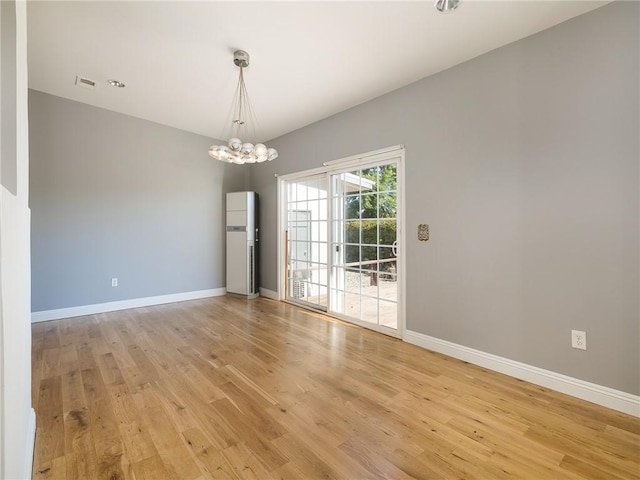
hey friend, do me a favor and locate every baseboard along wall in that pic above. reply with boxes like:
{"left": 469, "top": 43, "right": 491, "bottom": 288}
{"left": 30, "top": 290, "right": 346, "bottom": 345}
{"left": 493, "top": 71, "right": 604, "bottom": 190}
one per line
{"left": 404, "top": 330, "right": 640, "bottom": 417}
{"left": 258, "top": 288, "right": 279, "bottom": 300}
{"left": 31, "top": 288, "right": 226, "bottom": 323}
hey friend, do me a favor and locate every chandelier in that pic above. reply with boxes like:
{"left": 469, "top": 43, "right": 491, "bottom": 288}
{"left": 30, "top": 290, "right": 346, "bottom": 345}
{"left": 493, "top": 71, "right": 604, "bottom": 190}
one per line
{"left": 208, "top": 50, "right": 278, "bottom": 164}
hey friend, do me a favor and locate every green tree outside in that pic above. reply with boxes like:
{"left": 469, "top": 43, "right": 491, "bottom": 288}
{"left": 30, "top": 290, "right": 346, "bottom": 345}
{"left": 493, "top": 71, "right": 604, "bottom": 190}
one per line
{"left": 343, "top": 165, "right": 397, "bottom": 271}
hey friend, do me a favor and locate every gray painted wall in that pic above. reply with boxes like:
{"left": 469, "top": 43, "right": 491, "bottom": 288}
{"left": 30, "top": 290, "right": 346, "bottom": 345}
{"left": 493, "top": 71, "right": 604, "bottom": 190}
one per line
{"left": 251, "top": 2, "right": 639, "bottom": 395}
{"left": 29, "top": 90, "right": 249, "bottom": 311}
{"left": 1, "top": 0, "right": 17, "bottom": 194}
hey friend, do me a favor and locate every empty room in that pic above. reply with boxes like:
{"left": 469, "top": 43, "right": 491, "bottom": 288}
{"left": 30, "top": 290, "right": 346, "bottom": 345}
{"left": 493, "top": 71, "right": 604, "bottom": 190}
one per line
{"left": 0, "top": 0, "right": 638, "bottom": 479}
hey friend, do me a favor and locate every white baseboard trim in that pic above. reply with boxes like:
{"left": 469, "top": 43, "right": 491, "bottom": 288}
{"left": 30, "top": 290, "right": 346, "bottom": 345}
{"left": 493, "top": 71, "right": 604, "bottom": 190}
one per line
{"left": 31, "top": 288, "right": 227, "bottom": 323}
{"left": 259, "top": 288, "right": 279, "bottom": 300}
{"left": 24, "top": 408, "right": 36, "bottom": 480}
{"left": 404, "top": 330, "right": 640, "bottom": 417}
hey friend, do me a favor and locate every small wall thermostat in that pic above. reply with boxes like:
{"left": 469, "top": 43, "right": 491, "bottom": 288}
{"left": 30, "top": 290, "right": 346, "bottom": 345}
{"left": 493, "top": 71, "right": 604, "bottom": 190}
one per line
{"left": 418, "top": 224, "right": 429, "bottom": 241}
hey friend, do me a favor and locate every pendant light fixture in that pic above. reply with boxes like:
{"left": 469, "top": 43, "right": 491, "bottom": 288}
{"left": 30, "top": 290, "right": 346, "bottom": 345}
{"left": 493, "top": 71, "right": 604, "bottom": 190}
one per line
{"left": 208, "top": 50, "right": 278, "bottom": 164}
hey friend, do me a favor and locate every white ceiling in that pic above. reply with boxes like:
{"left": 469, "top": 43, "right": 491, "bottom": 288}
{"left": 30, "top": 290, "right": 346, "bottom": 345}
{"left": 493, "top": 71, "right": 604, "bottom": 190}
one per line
{"left": 27, "top": 1, "right": 608, "bottom": 143}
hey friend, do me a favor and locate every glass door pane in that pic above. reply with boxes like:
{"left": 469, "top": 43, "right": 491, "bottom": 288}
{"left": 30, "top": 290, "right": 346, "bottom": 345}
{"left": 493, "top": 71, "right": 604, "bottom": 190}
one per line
{"left": 285, "top": 175, "right": 329, "bottom": 310}
{"left": 330, "top": 163, "right": 398, "bottom": 330}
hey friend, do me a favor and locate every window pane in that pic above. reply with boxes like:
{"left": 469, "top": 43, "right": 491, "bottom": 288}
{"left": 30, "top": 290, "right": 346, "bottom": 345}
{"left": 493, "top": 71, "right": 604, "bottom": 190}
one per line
{"left": 378, "top": 165, "right": 397, "bottom": 193}
{"left": 379, "top": 300, "right": 397, "bottom": 328}
{"left": 318, "top": 179, "right": 329, "bottom": 199}
{"left": 361, "top": 220, "right": 378, "bottom": 246}
{"left": 309, "top": 241, "right": 319, "bottom": 264}
{"left": 360, "top": 167, "right": 378, "bottom": 193}
{"left": 361, "top": 245, "right": 377, "bottom": 263}
{"left": 347, "top": 170, "right": 362, "bottom": 193}
{"left": 307, "top": 178, "right": 319, "bottom": 200}
{"left": 378, "top": 191, "right": 397, "bottom": 218}
{"left": 288, "top": 182, "right": 297, "bottom": 202}
{"left": 345, "top": 245, "right": 360, "bottom": 266}
{"left": 319, "top": 222, "right": 328, "bottom": 242}
{"left": 292, "top": 201, "right": 308, "bottom": 214}
{"left": 361, "top": 193, "right": 377, "bottom": 219}
{"left": 317, "top": 199, "right": 328, "bottom": 220}
{"left": 318, "top": 241, "right": 328, "bottom": 264}
{"left": 379, "top": 247, "right": 396, "bottom": 270}
{"left": 316, "top": 285, "right": 327, "bottom": 305}
{"left": 379, "top": 271, "right": 397, "bottom": 301}
{"left": 360, "top": 294, "right": 379, "bottom": 325}
{"left": 344, "top": 293, "right": 361, "bottom": 320}
{"left": 296, "top": 182, "right": 308, "bottom": 201}
{"left": 308, "top": 263, "right": 323, "bottom": 285}
{"left": 345, "top": 195, "right": 360, "bottom": 219}
{"left": 379, "top": 219, "right": 396, "bottom": 246}
{"left": 345, "top": 268, "right": 362, "bottom": 293}
{"left": 345, "top": 220, "right": 360, "bottom": 244}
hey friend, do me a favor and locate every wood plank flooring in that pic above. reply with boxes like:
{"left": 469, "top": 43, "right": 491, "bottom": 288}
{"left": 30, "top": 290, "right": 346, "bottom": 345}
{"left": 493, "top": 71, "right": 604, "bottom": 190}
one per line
{"left": 31, "top": 296, "right": 639, "bottom": 479}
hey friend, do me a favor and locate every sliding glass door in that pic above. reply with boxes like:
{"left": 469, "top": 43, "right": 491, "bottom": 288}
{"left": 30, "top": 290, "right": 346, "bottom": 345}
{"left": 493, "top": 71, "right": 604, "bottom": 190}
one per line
{"left": 330, "top": 163, "right": 398, "bottom": 330}
{"left": 280, "top": 148, "right": 402, "bottom": 335}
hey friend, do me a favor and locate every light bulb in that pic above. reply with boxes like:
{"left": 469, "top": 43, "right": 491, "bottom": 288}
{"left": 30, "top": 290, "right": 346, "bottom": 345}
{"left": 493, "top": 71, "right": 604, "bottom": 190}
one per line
{"left": 229, "top": 138, "right": 242, "bottom": 151}
{"left": 218, "top": 146, "right": 230, "bottom": 160}
{"left": 267, "top": 148, "right": 278, "bottom": 161}
{"left": 208, "top": 146, "right": 221, "bottom": 159}
{"left": 254, "top": 144, "right": 267, "bottom": 156}
{"left": 241, "top": 143, "right": 254, "bottom": 155}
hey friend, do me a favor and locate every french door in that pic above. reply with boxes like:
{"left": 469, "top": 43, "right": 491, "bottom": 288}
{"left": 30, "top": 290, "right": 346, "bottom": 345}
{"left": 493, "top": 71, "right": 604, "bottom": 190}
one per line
{"left": 280, "top": 147, "right": 403, "bottom": 336}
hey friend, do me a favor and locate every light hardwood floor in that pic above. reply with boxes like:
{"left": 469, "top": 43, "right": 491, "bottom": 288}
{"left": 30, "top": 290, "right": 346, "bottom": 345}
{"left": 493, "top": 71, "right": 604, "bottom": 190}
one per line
{"left": 32, "top": 296, "right": 639, "bottom": 479}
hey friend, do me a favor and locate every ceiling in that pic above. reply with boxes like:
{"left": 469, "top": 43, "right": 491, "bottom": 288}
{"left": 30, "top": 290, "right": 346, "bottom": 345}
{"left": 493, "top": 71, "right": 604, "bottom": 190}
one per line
{"left": 27, "top": 1, "right": 608, "bottom": 143}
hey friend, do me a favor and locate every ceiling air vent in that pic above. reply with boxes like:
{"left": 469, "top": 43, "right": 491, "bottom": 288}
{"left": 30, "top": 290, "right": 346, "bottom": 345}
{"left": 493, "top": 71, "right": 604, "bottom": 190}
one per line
{"left": 75, "top": 76, "right": 96, "bottom": 90}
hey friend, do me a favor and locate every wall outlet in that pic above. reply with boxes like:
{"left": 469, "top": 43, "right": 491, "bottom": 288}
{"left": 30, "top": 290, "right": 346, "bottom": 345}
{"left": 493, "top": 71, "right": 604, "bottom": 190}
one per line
{"left": 571, "top": 330, "right": 586, "bottom": 350}
{"left": 111, "top": 278, "right": 118, "bottom": 287}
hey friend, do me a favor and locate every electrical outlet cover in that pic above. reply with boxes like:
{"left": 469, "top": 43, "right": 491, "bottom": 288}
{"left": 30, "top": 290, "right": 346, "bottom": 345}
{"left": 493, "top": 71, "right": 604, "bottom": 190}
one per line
{"left": 571, "top": 330, "right": 586, "bottom": 350}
